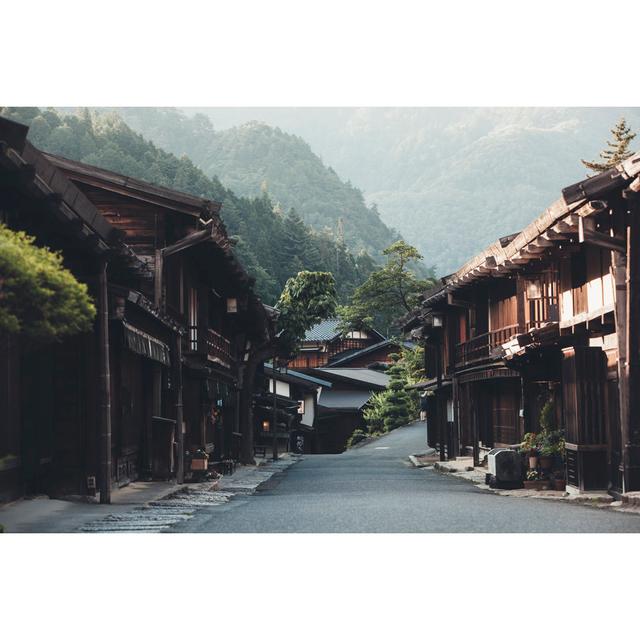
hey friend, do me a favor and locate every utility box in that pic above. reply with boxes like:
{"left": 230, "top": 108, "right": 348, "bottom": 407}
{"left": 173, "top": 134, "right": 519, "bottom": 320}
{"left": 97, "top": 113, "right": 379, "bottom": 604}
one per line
{"left": 487, "top": 448, "right": 523, "bottom": 489}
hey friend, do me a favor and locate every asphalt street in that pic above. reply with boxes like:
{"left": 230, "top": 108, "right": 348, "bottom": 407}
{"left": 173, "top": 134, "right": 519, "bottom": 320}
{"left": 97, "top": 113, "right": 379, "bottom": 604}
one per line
{"left": 172, "top": 422, "right": 640, "bottom": 533}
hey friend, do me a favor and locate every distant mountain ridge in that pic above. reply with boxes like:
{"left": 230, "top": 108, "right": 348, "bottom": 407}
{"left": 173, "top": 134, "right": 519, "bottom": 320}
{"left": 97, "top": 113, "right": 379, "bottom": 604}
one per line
{"left": 1, "top": 107, "right": 378, "bottom": 305}
{"left": 182, "top": 107, "right": 640, "bottom": 275}
{"left": 113, "top": 108, "right": 401, "bottom": 260}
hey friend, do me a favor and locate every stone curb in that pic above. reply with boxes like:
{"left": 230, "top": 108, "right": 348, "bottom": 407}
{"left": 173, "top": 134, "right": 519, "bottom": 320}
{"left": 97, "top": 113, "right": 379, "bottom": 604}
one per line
{"left": 425, "top": 460, "right": 640, "bottom": 513}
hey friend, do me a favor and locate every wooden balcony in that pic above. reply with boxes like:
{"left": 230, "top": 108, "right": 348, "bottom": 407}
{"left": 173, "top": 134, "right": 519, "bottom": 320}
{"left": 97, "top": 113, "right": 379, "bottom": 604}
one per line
{"left": 185, "top": 325, "right": 235, "bottom": 368}
{"left": 454, "top": 324, "right": 519, "bottom": 367}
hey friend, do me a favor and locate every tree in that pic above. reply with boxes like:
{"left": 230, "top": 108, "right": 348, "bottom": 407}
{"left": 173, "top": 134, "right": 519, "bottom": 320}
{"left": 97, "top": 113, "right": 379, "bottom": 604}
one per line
{"left": 582, "top": 117, "right": 637, "bottom": 174}
{"left": 0, "top": 224, "right": 96, "bottom": 341}
{"left": 281, "top": 208, "right": 308, "bottom": 268}
{"left": 339, "top": 240, "right": 434, "bottom": 336}
{"left": 275, "top": 271, "right": 337, "bottom": 359}
{"left": 363, "top": 345, "right": 424, "bottom": 435}
{"left": 379, "top": 353, "right": 412, "bottom": 431}
{"left": 238, "top": 271, "right": 337, "bottom": 463}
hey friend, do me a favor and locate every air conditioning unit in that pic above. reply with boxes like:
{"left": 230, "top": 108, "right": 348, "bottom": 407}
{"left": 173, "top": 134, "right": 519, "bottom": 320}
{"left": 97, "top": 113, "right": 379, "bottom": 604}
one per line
{"left": 486, "top": 448, "right": 523, "bottom": 489}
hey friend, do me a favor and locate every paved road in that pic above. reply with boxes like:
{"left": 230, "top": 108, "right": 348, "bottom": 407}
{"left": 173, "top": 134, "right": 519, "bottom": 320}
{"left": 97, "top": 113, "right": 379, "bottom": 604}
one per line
{"left": 173, "top": 422, "right": 640, "bottom": 533}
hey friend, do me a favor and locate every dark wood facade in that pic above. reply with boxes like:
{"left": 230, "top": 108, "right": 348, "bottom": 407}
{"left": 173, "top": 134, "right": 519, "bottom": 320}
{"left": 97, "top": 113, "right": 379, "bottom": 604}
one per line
{"left": 288, "top": 322, "right": 385, "bottom": 370}
{"left": 410, "top": 153, "right": 640, "bottom": 495}
{"left": 0, "top": 116, "right": 273, "bottom": 504}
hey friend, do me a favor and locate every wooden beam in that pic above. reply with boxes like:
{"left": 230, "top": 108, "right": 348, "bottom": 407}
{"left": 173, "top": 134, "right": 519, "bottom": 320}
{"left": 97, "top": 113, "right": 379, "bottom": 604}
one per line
{"left": 542, "top": 229, "right": 569, "bottom": 242}
{"left": 578, "top": 216, "right": 625, "bottom": 253}
{"left": 554, "top": 214, "right": 579, "bottom": 234}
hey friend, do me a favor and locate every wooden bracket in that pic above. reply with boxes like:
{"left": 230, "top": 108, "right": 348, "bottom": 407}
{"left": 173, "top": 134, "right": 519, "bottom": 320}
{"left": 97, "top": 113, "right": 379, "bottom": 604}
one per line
{"left": 578, "top": 216, "right": 625, "bottom": 253}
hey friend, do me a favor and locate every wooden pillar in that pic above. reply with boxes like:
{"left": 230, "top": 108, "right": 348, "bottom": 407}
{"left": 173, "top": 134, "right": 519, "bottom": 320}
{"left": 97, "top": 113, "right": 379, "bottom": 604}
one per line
{"left": 238, "top": 354, "right": 261, "bottom": 465}
{"left": 472, "top": 384, "right": 480, "bottom": 467}
{"left": 452, "top": 374, "right": 460, "bottom": 460}
{"left": 516, "top": 274, "right": 526, "bottom": 333}
{"left": 436, "top": 339, "right": 445, "bottom": 461}
{"left": 622, "top": 186, "right": 640, "bottom": 491}
{"left": 174, "top": 332, "right": 184, "bottom": 484}
{"left": 98, "top": 260, "right": 112, "bottom": 504}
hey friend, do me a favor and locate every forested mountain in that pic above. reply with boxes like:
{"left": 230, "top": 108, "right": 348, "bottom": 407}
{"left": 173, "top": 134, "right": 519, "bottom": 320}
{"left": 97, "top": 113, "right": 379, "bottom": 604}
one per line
{"left": 183, "top": 107, "right": 640, "bottom": 275}
{"left": 0, "top": 107, "right": 376, "bottom": 304}
{"left": 110, "top": 108, "right": 401, "bottom": 259}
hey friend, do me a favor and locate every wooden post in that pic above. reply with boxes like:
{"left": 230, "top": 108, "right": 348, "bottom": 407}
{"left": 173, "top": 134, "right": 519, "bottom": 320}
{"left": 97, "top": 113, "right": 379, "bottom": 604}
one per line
{"left": 437, "top": 339, "right": 445, "bottom": 461}
{"left": 98, "top": 260, "right": 112, "bottom": 504}
{"left": 472, "top": 385, "right": 480, "bottom": 467}
{"left": 452, "top": 374, "right": 460, "bottom": 460}
{"left": 622, "top": 187, "right": 640, "bottom": 491}
{"left": 516, "top": 274, "right": 526, "bottom": 333}
{"left": 272, "top": 359, "right": 279, "bottom": 461}
{"left": 175, "top": 332, "right": 184, "bottom": 484}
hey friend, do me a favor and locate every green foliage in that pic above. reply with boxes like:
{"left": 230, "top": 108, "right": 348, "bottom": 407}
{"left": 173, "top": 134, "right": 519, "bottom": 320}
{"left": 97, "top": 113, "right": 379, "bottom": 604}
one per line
{"left": 538, "top": 428, "right": 566, "bottom": 459}
{"left": 0, "top": 107, "right": 373, "bottom": 305}
{"left": 0, "top": 224, "right": 95, "bottom": 341}
{"left": 363, "top": 346, "right": 423, "bottom": 433}
{"left": 339, "top": 240, "right": 435, "bottom": 336}
{"left": 346, "top": 429, "right": 369, "bottom": 448}
{"left": 380, "top": 353, "right": 411, "bottom": 431}
{"left": 363, "top": 389, "right": 393, "bottom": 433}
{"left": 521, "top": 432, "right": 539, "bottom": 454}
{"left": 275, "top": 271, "right": 337, "bottom": 358}
{"left": 109, "top": 109, "right": 400, "bottom": 258}
{"left": 582, "top": 117, "right": 637, "bottom": 174}
{"left": 539, "top": 397, "right": 557, "bottom": 432}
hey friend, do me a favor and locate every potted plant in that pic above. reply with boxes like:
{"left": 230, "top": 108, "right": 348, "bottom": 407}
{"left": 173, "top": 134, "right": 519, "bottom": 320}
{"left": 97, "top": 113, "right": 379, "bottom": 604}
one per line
{"left": 523, "top": 469, "right": 552, "bottom": 491}
{"left": 552, "top": 469, "right": 566, "bottom": 491}
{"left": 538, "top": 428, "right": 566, "bottom": 470}
{"left": 524, "top": 469, "right": 541, "bottom": 490}
{"left": 520, "top": 432, "right": 539, "bottom": 469}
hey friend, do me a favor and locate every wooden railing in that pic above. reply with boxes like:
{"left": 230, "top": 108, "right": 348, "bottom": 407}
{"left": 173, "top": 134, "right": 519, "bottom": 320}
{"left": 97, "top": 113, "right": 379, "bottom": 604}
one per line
{"left": 185, "top": 325, "right": 234, "bottom": 368}
{"left": 205, "top": 328, "right": 234, "bottom": 367}
{"left": 454, "top": 324, "right": 520, "bottom": 367}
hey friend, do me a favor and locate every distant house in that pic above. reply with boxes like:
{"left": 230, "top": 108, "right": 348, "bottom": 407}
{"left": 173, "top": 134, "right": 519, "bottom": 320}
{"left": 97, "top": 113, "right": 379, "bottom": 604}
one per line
{"left": 256, "top": 364, "right": 332, "bottom": 455}
{"left": 288, "top": 318, "right": 386, "bottom": 370}
{"left": 310, "top": 368, "right": 390, "bottom": 453}
{"left": 325, "top": 338, "right": 416, "bottom": 369}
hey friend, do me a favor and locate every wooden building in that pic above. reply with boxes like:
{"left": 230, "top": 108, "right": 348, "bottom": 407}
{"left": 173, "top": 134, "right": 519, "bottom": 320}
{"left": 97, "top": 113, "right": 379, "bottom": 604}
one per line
{"left": 408, "top": 152, "right": 640, "bottom": 496}
{"left": 288, "top": 318, "right": 386, "bottom": 370}
{"left": 324, "top": 338, "right": 414, "bottom": 369}
{"left": 0, "top": 116, "right": 159, "bottom": 501}
{"left": 0, "top": 116, "right": 274, "bottom": 504}
{"left": 255, "top": 364, "right": 332, "bottom": 455}
{"left": 311, "top": 367, "right": 390, "bottom": 453}
{"left": 47, "top": 154, "right": 273, "bottom": 478}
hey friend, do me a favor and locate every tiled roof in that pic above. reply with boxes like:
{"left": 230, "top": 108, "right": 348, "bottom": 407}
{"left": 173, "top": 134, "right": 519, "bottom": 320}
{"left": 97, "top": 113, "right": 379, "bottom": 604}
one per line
{"left": 326, "top": 339, "right": 416, "bottom": 367}
{"left": 314, "top": 368, "right": 390, "bottom": 389}
{"left": 263, "top": 362, "right": 332, "bottom": 388}
{"left": 317, "top": 390, "right": 373, "bottom": 411}
{"left": 303, "top": 318, "right": 342, "bottom": 341}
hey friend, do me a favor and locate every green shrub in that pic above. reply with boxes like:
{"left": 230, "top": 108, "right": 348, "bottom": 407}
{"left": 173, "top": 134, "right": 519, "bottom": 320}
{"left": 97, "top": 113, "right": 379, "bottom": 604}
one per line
{"left": 0, "top": 224, "right": 96, "bottom": 341}
{"left": 346, "top": 429, "right": 369, "bottom": 448}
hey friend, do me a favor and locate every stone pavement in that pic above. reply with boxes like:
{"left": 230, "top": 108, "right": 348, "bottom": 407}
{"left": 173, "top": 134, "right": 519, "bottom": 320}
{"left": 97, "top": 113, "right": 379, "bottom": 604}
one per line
{"left": 0, "top": 455, "right": 299, "bottom": 533}
{"left": 409, "top": 452, "right": 640, "bottom": 516}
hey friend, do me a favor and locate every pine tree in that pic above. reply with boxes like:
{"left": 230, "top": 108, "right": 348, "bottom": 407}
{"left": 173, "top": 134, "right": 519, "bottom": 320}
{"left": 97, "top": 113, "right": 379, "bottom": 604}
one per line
{"left": 379, "top": 353, "right": 412, "bottom": 431}
{"left": 582, "top": 117, "right": 636, "bottom": 174}
{"left": 281, "top": 209, "right": 308, "bottom": 268}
